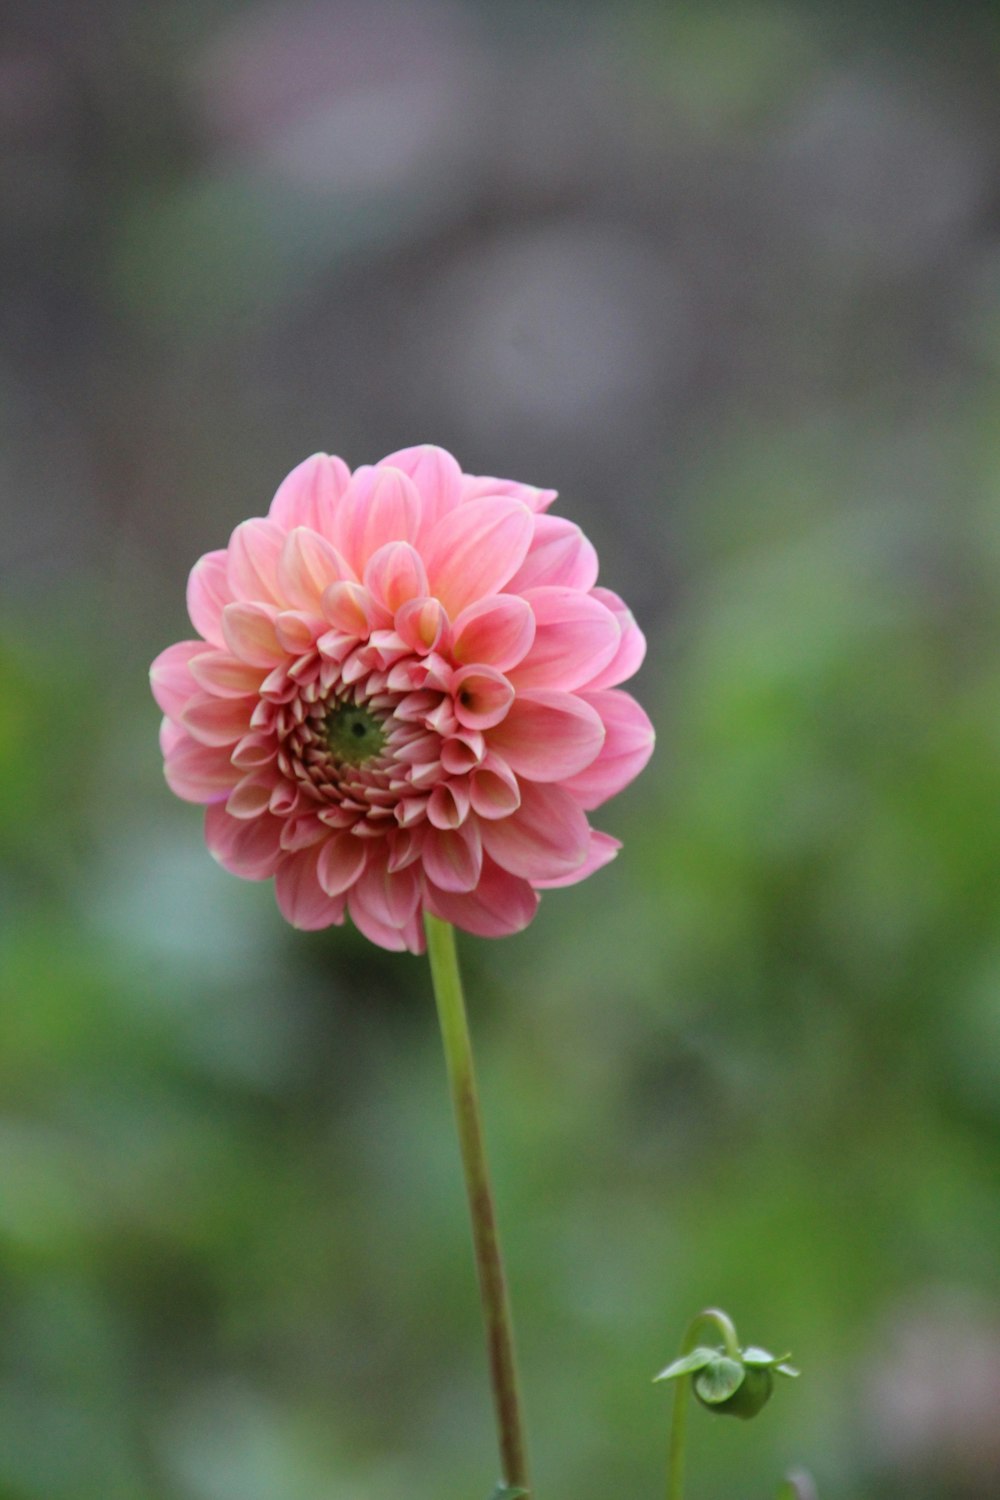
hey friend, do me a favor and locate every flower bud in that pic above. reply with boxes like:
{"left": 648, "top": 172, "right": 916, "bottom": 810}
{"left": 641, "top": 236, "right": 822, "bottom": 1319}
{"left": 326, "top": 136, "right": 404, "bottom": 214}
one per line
{"left": 654, "top": 1341, "right": 798, "bottom": 1422}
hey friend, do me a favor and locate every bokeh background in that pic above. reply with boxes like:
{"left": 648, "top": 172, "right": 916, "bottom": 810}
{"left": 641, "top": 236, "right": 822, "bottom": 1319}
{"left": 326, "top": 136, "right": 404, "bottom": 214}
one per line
{"left": 3, "top": 2, "right": 1000, "bottom": 1497}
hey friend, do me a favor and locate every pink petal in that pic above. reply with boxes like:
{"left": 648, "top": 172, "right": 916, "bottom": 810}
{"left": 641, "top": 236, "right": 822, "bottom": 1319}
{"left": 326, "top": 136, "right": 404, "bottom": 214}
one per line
{"left": 346, "top": 887, "right": 422, "bottom": 953}
{"left": 281, "top": 814, "right": 329, "bottom": 851}
{"left": 222, "top": 602, "right": 286, "bottom": 667}
{"left": 187, "top": 550, "right": 233, "bottom": 647}
{"left": 425, "top": 853, "right": 540, "bottom": 938}
{"left": 562, "top": 689, "right": 656, "bottom": 809}
{"left": 231, "top": 731, "right": 278, "bottom": 770}
{"left": 159, "top": 718, "right": 185, "bottom": 757}
{"left": 225, "top": 772, "right": 276, "bottom": 819}
{"left": 452, "top": 595, "right": 536, "bottom": 672}
{"left": 269, "top": 782, "right": 301, "bottom": 817}
{"left": 278, "top": 527, "right": 354, "bottom": 611}
{"left": 579, "top": 588, "right": 648, "bottom": 689}
{"left": 364, "top": 541, "right": 429, "bottom": 614}
{"left": 275, "top": 845, "right": 348, "bottom": 930}
{"left": 150, "top": 641, "right": 203, "bottom": 718}
{"left": 440, "top": 732, "right": 485, "bottom": 775}
{"left": 510, "top": 587, "right": 620, "bottom": 693}
{"left": 275, "top": 611, "right": 323, "bottom": 654}
{"left": 386, "top": 827, "right": 421, "bottom": 872}
{"left": 469, "top": 754, "right": 521, "bottom": 820}
{"left": 427, "top": 781, "right": 471, "bottom": 830}
{"left": 485, "top": 690, "right": 604, "bottom": 781}
{"left": 452, "top": 665, "right": 515, "bottom": 731}
{"left": 395, "top": 596, "right": 448, "bottom": 655}
{"left": 226, "top": 518, "right": 286, "bottom": 604}
{"left": 268, "top": 453, "right": 351, "bottom": 532}
{"left": 333, "top": 465, "right": 422, "bottom": 571}
{"left": 532, "top": 829, "right": 621, "bottom": 888}
{"left": 189, "top": 651, "right": 268, "bottom": 699}
{"left": 461, "top": 475, "right": 558, "bottom": 513}
{"left": 180, "top": 694, "right": 255, "bottom": 747}
{"left": 423, "top": 496, "right": 534, "bottom": 617}
{"left": 205, "top": 803, "right": 283, "bottom": 880}
{"left": 506, "top": 514, "right": 599, "bottom": 593}
{"left": 316, "top": 831, "right": 368, "bottom": 896}
{"left": 352, "top": 854, "right": 422, "bottom": 927}
{"left": 164, "top": 734, "right": 238, "bottom": 803}
{"left": 421, "top": 821, "right": 483, "bottom": 892}
{"left": 480, "top": 781, "right": 590, "bottom": 881}
{"left": 321, "top": 581, "right": 382, "bottom": 637}
{"left": 378, "top": 444, "right": 463, "bottom": 538}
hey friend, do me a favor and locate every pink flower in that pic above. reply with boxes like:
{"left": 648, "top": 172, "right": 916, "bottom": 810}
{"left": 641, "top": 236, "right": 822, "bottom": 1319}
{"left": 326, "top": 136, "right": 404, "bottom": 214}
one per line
{"left": 151, "top": 447, "right": 654, "bottom": 953}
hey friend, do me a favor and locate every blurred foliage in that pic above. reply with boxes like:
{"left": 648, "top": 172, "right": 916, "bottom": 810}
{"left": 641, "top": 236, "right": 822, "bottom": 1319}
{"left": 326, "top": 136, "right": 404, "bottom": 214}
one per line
{"left": 3, "top": 0, "right": 1000, "bottom": 1498}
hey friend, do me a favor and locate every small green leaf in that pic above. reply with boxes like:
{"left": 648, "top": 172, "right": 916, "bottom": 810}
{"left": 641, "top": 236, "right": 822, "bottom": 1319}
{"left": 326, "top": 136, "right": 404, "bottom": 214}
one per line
{"left": 693, "top": 1355, "right": 744, "bottom": 1405}
{"left": 776, "top": 1362, "right": 801, "bottom": 1378}
{"left": 652, "top": 1346, "right": 717, "bottom": 1382}
{"left": 742, "top": 1345, "right": 778, "bottom": 1366}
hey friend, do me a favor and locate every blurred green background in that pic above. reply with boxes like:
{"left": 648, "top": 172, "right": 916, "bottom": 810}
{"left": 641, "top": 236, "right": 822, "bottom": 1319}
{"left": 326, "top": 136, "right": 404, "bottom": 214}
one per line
{"left": 3, "top": 1, "right": 1000, "bottom": 1496}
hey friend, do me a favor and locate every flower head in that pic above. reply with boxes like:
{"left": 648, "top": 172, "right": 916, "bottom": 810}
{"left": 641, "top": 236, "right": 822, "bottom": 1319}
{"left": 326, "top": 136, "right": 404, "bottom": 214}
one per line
{"left": 655, "top": 1343, "right": 800, "bottom": 1421}
{"left": 151, "top": 446, "right": 654, "bottom": 952}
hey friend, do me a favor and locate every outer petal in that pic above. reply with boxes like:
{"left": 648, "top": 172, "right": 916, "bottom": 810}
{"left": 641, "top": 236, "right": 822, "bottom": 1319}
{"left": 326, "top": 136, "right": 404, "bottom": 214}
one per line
{"left": 510, "top": 587, "right": 620, "bottom": 693}
{"left": 333, "top": 465, "right": 422, "bottom": 571}
{"left": 222, "top": 602, "right": 286, "bottom": 667}
{"left": 452, "top": 595, "right": 535, "bottom": 672}
{"left": 505, "top": 514, "right": 599, "bottom": 593}
{"left": 164, "top": 733, "right": 238, "bottom": 803}
{"left": 421, "top": 821, "right": 483, "bottom": 893}
{"left": 378, "top": 444, "right": 463, "bottom": 539}
{"left": 423, "top": 497, "right": 534, "bottom": 617}
{"left": 461, "top": 475, "right": 558, "bottom": 513}
{"left": 532, "top": 830, "right": 620, "bottom": 888}
{"left": 347, "top": 862, "right": 423, "bottom": 952}
{"left": 275, "top": 845, "right": 348, "bottom": 930}
{"left": 278, "top": 528, "right": 354, "bottom": 611}
{"left": 561, "top": 689, "right": 656, "bottom": 809}
{"left": 226, "top": 518, "right": 286, "bottom": 604}
{"left": 425, "top": 853, "right": 540, "bottom": 937}
{"left": 485, "top": 691, "right": 604, "bottom": 782}
{"left": 189, "top": 652, "right": 268, "bottom": 698}
{"left": 268, "top": 453, "right": 351, "bottom": 532}
{"left": 352, "top": 854, "right": 422, "bottom": 927}
{"left": 150, "top": 641, "right": 203, "bottom": 718}
{"left": 480, "top": 780, "right": 590, "bottom": 881}
{"left": 180, "top": 694, "right": 255, "bottom": 747}
{"left": 581, "top": 587, "right": 648, "bottom": 690}
{"left": 316, "top": 831, "right": 368, "bottom": 896}
{"left": 205, "top": 803, "right": 284, "bottom": 880}
{"left": 187, "top": 550, "right": 233, "bottom": 647}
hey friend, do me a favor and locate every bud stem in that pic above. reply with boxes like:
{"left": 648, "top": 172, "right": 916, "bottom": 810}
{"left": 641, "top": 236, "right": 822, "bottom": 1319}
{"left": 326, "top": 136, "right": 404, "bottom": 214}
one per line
{"left": 666, "top": 1308, "right": 741, "bottom": 1500}
{"left": 424, "top": 914, "right": 531, "bottom": 1495}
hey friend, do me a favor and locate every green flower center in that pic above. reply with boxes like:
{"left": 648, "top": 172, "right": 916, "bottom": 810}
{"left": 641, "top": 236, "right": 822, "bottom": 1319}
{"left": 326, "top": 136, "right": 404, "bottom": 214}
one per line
{"left": 324, "top": 702, "right": 387, "bottom": 766}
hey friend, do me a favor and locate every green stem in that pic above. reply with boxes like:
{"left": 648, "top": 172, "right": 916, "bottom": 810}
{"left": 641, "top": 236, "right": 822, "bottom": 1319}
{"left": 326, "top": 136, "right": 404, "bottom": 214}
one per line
{"left": 424, "top": 914, "right": 531, "bottom": 1495}
{"left": 666, "top": 1309, "right": 740, "bottom": 1500}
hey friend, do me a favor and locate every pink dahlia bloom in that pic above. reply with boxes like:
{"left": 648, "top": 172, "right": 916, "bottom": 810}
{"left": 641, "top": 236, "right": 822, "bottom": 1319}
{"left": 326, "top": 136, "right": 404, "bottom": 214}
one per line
{"left": 151, "top": 447, "right": 654, "bottom": 952}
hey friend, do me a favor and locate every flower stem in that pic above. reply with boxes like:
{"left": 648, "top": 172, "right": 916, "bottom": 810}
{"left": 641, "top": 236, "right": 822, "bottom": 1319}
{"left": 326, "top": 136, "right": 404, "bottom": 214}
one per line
{"left": 424, "top": 913, "right": 531, "bottom": 1495}
{"left": 666, "top": 1308, "right": 741, "bottom": 1500}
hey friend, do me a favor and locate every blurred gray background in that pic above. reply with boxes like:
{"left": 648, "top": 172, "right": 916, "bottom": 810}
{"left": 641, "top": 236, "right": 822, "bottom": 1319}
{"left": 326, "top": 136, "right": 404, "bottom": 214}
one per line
{"left": 3, "top": 2, "right": 1000, "bottom": 1497}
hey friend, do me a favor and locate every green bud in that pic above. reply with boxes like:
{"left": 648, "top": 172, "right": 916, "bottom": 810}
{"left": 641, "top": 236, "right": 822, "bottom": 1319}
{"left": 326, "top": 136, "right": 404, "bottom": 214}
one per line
{"left": 654, "top": 1339, "right": 798, "bottom": 1423}
{"left": 696, "top": 1360, "right": 773, "bottom": 1419}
